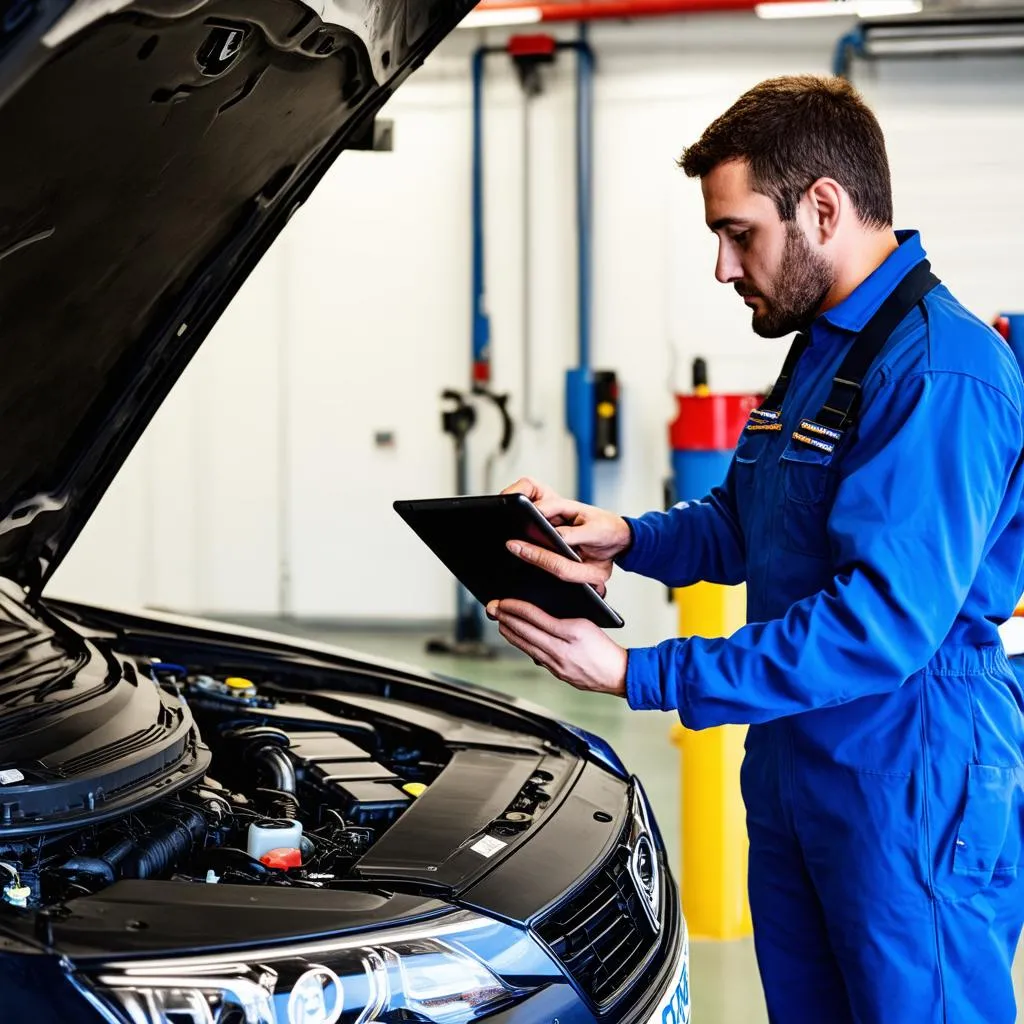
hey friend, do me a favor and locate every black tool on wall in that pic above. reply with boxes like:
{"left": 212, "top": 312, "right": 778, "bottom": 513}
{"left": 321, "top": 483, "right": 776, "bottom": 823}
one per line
{"left": 426, "top": 387, "right": 515, "bottom": 658}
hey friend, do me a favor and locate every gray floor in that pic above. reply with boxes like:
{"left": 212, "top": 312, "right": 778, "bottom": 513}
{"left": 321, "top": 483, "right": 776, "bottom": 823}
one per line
{"left": 249, "top": 620, "right": 1024, "bottom": 1023}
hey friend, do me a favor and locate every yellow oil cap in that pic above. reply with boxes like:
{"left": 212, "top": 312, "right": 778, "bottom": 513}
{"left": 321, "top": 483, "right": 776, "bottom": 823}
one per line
{"left": 225, "top": 677, "right": 255, "bottom": 691}
{"left": 403, "top": 783, "right": 427, "bottom": 798}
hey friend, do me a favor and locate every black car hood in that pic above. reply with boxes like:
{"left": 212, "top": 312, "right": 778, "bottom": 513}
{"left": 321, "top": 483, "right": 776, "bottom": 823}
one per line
{"left": 0, "top": 0, "right": 472, "bottom": 595}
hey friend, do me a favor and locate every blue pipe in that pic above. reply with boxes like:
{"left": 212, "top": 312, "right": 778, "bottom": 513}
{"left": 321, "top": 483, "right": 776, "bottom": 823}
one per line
{"left": 473, "top": 38, "right": 596, "bottom": 504}
{"left": 566, "top": 34, "right": 596, "bottom": 505}
{"left": 471, "top": 47, "right": 491, "bottom": 382}
{"left": 833, "top": 26, "right": 865, "bottom": 78}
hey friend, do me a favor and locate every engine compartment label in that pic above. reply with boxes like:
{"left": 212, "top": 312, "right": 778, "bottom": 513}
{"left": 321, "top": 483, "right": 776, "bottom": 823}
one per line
{"left": 470, "top": 835, "right": 507, "bottom": 858}
{"left": 0, "top": 770, "right": 24, "bottom": 785}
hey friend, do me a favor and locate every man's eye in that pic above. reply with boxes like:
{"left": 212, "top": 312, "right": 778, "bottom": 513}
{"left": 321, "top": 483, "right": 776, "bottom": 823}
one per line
{"left": 731, "top": 230, "right": 750, "bottom": 246}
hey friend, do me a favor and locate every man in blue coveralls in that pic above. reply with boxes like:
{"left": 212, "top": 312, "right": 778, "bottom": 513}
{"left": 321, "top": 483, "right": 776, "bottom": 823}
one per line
{"left": 487, "top": 76, "right": 1024, "bottom": 1023}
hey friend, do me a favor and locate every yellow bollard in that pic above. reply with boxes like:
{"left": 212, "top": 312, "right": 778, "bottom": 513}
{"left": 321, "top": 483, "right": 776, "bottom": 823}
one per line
{"left": 672, "top": 580, "right": 753, "bottom": 940}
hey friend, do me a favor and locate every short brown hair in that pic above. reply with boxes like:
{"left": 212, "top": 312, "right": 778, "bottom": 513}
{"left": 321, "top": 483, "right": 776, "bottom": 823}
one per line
{"left": 680, "top": 75, "right": 893, "bottom": 229}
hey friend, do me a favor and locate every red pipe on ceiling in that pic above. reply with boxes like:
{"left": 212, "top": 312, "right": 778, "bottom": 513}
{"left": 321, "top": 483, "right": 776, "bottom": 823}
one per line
{"left": 472, "top": 0, "right": 769, "bottom": 22}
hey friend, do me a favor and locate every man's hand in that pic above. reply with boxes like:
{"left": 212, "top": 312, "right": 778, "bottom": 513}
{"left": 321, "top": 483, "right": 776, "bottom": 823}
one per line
{"left": 486, "top": 599, "right": 628, "bottom": 697}
{"left": 501, "top": 478, "right": 632, "bottom": 597}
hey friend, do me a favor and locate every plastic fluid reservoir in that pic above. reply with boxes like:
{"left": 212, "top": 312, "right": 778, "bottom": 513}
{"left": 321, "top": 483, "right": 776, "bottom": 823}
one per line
{"left": 248, "top": 820, "right": 302, "bottom": 861}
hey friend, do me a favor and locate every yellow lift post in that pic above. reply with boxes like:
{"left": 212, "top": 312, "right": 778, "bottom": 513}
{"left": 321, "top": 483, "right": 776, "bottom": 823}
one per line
{"left": 668, "top": 373, "right": 757, "bottom": 940}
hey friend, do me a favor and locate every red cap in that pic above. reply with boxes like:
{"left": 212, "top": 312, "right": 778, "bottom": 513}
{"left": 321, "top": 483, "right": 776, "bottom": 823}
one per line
{"left": 670, "top": 393, "right": 760, "bottom": 452}
{"left": 260, "top": 847, "right": 302, "bottom": 870}
{"left": 994, "top": 316, "right": 1012, "bottom": 342}
{"left": 507, "top": 34, "right": 557, "bottom": 57}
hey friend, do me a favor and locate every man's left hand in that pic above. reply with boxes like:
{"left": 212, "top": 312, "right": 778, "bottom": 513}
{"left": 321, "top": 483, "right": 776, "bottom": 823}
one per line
{"left": 486, "top": 599, "right": 628, "bottom": 698}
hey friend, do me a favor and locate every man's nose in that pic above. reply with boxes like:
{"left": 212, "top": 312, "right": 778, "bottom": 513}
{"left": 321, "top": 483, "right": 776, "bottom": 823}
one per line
{"left": 715, "top": 242, "right": 742, "bottom": 285}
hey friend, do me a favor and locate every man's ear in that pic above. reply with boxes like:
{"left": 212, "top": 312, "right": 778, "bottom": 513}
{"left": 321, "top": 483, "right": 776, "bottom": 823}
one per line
{"left": 804, "top": 177, "right": 844, "bottom": 244}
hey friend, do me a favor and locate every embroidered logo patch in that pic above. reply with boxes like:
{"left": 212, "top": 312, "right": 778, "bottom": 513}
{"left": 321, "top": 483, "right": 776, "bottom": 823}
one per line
{"left": 798, "top": 419, "right": 842, "bottom": 442}
{"left": 791, "top": 430, "right": 835, "bottom": 453}
{"left": 791, "top": 419, "right": 843, "bottom": 454}
{"left": 745, "top": 407, "right": 783, "bottom": 433}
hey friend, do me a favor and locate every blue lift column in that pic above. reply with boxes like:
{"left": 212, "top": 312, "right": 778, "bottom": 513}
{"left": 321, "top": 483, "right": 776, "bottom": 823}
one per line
{"left": 474, "top": 33, "right": 605, "bottom": 508}
{"left": 565, "top": 31, "right": 597, "bottom": 505}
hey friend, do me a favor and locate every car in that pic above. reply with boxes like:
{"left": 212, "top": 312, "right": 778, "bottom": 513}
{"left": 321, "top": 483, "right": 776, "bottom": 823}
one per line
{"left": 0, "top": 2, "right": 688, "bottom": 1022}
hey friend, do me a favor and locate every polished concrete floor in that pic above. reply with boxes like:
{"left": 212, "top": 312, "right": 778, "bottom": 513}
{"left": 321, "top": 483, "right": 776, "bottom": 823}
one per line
{"left": 250, "top": 620, "right": 1024, "bottom": 1023}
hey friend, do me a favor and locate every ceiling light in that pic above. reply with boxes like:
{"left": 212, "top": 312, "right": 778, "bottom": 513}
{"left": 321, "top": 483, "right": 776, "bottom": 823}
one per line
{"left": 457, "top": 5, "right": 543, "bottom": 28}
{"left": 756, "top": 1, "right": 922, "bottom": 19}
{"left": 863, "top": 27, "right": 1024, "bottom": 55}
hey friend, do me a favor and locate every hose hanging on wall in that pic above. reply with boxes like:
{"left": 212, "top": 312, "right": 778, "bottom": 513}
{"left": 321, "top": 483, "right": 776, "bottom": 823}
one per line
{"left": 426, "top": 386, "right": 514, "bottom": 657}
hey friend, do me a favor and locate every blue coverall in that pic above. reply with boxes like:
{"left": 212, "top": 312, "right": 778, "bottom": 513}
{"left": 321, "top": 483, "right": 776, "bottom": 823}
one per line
{"left": 621, "top": 232, "right": 1024, "bottom": 1023}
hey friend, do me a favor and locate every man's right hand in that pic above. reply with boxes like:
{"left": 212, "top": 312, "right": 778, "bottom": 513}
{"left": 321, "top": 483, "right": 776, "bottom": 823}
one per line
{"left": 500, "top": 478, "right": 632, "bottom": 597}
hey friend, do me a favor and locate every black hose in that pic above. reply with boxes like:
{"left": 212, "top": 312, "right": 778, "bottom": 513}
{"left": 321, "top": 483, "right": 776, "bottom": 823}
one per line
{"left": 63, "top": 808, "right": 207, "bottom": 883}
{"left": 222, "top": 727, "right": 297, "bottom": 796}
{"left": 119, "top": 808, "right": 206, "bottom": 879}
{"left": 251, "top": 746, "right": 296, "bottom": 795}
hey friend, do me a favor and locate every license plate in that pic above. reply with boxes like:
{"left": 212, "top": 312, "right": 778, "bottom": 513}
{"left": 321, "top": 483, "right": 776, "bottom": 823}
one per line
{"left": 646, "top": 926, "right": 690, "bottom": 1024}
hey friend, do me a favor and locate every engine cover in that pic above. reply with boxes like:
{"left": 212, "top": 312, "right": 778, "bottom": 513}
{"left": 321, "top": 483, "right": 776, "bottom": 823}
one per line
{"left": 0, "top": 603, "right": 208, "bottom": 836}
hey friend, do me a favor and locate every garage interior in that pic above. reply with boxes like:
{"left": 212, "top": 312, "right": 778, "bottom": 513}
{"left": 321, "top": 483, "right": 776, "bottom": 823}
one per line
{"left": 38, "top": 0, "right": 1024, "bottom": 1020}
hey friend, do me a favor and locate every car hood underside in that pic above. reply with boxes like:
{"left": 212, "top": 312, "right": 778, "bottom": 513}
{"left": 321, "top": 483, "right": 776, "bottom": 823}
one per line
{"left": 0, "top": 0, "right": 473, "bottom": 594}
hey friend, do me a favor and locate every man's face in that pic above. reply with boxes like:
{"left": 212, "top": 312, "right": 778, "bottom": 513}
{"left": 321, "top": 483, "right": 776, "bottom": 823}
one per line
{"left": 701, "top": 159, "right": 834, "bottom": 338}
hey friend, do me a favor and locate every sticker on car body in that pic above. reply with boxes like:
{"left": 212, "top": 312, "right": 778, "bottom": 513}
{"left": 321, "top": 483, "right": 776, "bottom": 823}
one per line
{"left": 470, "top": 836, "right": 507, "bottom": 858}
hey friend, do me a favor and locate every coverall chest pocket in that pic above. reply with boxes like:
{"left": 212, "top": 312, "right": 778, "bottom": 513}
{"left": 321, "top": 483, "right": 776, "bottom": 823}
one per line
{"left": 777, "top": 442, "right": 838, "bottom": 560}
{"left": 734, "top": 427, "right": 772, "bottom": 466}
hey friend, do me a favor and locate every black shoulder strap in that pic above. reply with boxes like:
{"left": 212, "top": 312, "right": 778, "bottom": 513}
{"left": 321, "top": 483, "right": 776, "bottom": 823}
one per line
{"left": 748, "top": 331, "right": 810, "bottom": 431}
{"left": 816, "top": 259, "right": 940, "bottom": 432}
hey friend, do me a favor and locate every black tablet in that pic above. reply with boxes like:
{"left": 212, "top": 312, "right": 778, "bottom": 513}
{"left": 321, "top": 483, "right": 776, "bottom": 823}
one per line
{"left": 394, "top": 493, "right": 625, "bottom": 629}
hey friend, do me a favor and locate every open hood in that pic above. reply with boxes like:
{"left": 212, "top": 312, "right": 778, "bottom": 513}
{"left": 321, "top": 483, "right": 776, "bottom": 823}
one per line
{"left": 0, "top": 0, "right": 473, "bottom": 595}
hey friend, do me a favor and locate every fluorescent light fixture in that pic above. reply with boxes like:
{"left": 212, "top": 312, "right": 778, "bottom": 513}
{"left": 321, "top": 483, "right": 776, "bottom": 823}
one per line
{"left": 457, "top": 5, "right": 542, "bottom": 28}
{"left": 756, "top": 1, "right": 922, "bottom": 19}
{"left": 864, "top": 29, "right": 1024, "bottom": 55}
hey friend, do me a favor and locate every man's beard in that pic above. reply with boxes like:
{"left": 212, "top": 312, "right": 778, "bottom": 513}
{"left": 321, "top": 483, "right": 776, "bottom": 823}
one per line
{"left": 741, "top": 224, "right": 835, "bottom": 339}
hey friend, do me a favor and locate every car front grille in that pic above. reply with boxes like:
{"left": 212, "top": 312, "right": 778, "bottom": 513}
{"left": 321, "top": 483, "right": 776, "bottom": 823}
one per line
{"left": 535, "top": 839, "right": 659, "bottom": 1012}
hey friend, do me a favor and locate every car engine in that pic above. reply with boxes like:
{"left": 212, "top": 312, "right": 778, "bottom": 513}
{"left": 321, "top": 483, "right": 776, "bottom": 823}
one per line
{"left": 0, "top": 602, "right": 453, "bottom": 909}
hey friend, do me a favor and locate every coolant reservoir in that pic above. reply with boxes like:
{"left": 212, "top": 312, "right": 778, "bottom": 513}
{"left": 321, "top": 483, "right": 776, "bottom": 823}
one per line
{"left": 247, "top": 820, "right": 302, "bottom": 861}
{"left": 224, "top": 677, "right": 257, "bottom": 698}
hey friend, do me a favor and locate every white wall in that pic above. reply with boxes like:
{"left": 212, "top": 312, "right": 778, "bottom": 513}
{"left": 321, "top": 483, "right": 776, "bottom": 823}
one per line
{"left": 49, "top": 14, "right": 1024, "bottom": 647}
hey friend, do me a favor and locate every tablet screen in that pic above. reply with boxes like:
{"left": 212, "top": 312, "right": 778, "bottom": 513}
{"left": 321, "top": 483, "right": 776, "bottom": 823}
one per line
{"left": 394, "top": 494, "right": 624, "bottom": 629}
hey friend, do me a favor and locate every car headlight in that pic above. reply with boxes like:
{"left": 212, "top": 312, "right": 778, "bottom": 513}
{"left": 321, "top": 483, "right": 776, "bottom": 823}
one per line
{"left": 75, "top": 912, "right": 530, "bottom": 1024}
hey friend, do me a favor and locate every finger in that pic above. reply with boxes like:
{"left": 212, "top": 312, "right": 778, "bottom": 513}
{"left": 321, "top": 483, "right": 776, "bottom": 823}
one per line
{"left": 498, "top": 614, "right": 566, "bottom": 662}
{"left": 498, "top": 622, "right": 559, "bottom": 672}
{"left": 507, "top": 541, "right": 606, "bottom": 586}
{"left": 501, "top": 477, "right": 543, "bottom": 500}
{"left": 595, "top": 582, "right": 607, "bottom": 599}
{"left": 556, "top": 522, "right": 611, "bottom": 549}
{"left": 535, "top": 496, "right": 585, "bottom": 524}
{"left": 495, "top": 599, "right": 576, "bottom": 642}
{"left": 485, "top": 601, "right": 499, "bottom": 620}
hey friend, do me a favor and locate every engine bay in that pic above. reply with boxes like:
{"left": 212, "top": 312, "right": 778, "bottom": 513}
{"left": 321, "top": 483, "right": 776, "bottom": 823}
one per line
{"left": 0, "top": 590, "right": 574, "bottom": 916}
{"left": 0, "top": 662, "right": 455, "bottom": 909}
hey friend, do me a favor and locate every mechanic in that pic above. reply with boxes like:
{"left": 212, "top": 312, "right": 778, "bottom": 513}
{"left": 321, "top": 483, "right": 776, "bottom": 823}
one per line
{"left": 486, "top": 75, "right": 1024, "bottom": 1024}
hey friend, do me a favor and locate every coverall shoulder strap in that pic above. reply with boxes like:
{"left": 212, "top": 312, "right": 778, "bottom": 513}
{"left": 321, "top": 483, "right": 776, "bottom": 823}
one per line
{"left": 748, "top": 331, "right": 810, "bottom": 431}
{"left": 816, "top": 259, "right": 940, "bottom": 433}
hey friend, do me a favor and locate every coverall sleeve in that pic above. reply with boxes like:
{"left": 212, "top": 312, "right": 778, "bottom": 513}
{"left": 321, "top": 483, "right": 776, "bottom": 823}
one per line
{"left": 626, "top": 370, "right": 1024, "bottom": 729}
{"left": 616, "top": 466, "right": 747, "bottom": 588}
